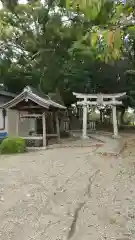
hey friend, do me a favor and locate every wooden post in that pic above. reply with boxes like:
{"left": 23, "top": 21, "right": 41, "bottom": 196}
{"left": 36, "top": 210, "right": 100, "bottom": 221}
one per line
{"left": 42, "top": 112, "right": 47, "bottom": 147}
{"left": 16, "top": 111, "right": 20, "bottom": 136}
{"left": 51, "top": 112, "right": 54, "bottom": 133}
{"left": 55, "top": 112, "right": 60, "bottom": 141}
{"left": 5, "top": 109, "right": 8, "bottom": 133}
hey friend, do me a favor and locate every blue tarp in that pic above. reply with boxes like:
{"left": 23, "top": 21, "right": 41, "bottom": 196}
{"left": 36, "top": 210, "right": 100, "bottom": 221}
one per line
{"left": 0, "top": 132, "right": 8, "bottom": 139}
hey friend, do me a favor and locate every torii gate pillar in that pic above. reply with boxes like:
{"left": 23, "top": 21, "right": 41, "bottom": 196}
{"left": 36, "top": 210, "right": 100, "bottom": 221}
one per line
{"left": 82, "top": 98, "right": 88, "bottom": 139}
{"left": 112, "top": 100, "right": 118, "bottom": 138}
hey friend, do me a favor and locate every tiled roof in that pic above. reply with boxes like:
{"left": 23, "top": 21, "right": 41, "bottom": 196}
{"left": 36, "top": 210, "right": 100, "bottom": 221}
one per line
{"left": 1, "top": 86, "right": 66, "bottom": 110}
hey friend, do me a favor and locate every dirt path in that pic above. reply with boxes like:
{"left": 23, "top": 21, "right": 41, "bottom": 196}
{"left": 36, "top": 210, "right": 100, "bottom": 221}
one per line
{"left": 0, "top": 147, "right": 135, "bottom": 240}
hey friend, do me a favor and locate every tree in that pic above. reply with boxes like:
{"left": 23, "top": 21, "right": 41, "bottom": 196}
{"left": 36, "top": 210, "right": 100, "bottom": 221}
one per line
{"left": 0, "top": 1, "right": 72, "bottom": 92}
{"left": 0, "top": 0, "right": 135, "bottom": 107}
{"left": 64, "top": 0, "right": 135, "bottom": 62}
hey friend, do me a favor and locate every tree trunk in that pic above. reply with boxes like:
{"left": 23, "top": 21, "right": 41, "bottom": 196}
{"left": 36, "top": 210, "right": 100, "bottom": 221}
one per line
{"left": 100, "top": 110, "right": 103, "bottom": 123}
{"left": 120, "top": 108, "right": 126, "bottom": 126}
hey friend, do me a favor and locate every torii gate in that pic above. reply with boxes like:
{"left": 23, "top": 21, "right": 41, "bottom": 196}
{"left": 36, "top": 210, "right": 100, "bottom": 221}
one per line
{"left": 73, "top": 92, "right": 126, "bottom": 138}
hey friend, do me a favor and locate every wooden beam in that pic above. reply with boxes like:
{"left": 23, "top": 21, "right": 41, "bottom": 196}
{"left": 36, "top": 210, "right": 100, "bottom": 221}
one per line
{"left": 27, "top": 146, "right": 46, "bottom": 150}
{"left": 20, "top": 114, "right": 42, "bottom": 118}
{"left": 22, "top": 136, "right": 43, "bottom": 140}
{"left": 18, "top": 105, "right": 41, "bottom": 109}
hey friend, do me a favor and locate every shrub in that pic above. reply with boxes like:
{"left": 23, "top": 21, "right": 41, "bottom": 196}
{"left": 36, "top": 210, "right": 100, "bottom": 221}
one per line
{"left": 0, "top": 137, "right": 26, "bottom": 154}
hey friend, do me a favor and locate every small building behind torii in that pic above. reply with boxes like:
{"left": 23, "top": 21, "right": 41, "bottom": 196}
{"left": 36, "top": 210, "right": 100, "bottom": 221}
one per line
{"left": 73, "top": 92, "right": 126, "bottom": 138}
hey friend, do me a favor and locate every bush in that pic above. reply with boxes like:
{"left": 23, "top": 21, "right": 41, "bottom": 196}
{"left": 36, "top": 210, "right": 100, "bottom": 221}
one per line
{"left": 0, "top": 137, "right": 26, "bottom": 154}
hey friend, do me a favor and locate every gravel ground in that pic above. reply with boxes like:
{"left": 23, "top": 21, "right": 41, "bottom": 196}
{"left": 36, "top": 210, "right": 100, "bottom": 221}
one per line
{"left": 0, "top": 145, "right": 135, "bottom": 240}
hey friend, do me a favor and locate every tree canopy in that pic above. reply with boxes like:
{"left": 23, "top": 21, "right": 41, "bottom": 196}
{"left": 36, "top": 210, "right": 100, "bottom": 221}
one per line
{"left": 0, "top": 0, "right": 135, "bottom": 106}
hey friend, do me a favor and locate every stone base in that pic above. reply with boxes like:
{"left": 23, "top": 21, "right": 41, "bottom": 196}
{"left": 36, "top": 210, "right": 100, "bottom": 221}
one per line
{"left": 112, "top": 135, "right": 121, "bottom": 139}
{"left": 81, "top": 136, "right": 89, "bottom": 140}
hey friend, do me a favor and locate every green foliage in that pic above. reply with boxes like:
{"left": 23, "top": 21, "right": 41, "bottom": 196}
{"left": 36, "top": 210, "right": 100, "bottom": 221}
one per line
{"left": 0, "top": 137, "right": 26, "bottom": 154}
{"left": 66, "top": 0, "right": 106, "bottom": 20}
{"left": 0, "top": 0, "right": 135, "bottom": 107}
{"left": 65, "top": 0, "right": 135, "bottom": 62}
